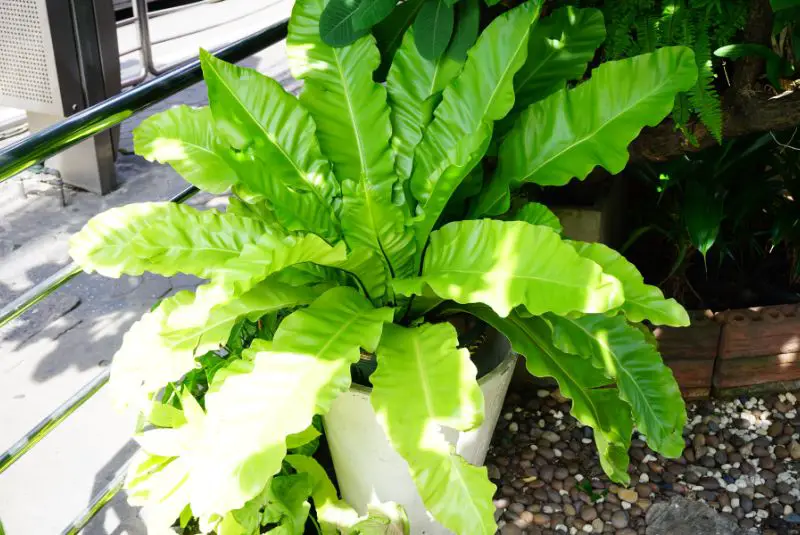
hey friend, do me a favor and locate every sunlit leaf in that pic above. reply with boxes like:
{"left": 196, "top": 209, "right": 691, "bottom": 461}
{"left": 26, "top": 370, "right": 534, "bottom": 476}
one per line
{"left": 546, "top": 313, "right": 687, "bottom": 458}
{"left": 370, "top": 323, "right": 496, "bottom": 534}
{"left": 394, "top": 220, "right": 623, "bottom": 317}
{"left": 472, "top": 46, "right": 697, "bottom": 217}
{"left": 200, "top": 50, "right": 341, "bottom": 240}
{"left": 568, "top": 241, "right": 689, "bottom": 326}
{"left": 410, "top": 2, "right": 541, "bottom": 244}
{"left": 511, "top": 202, "right": 563, "bottom": 234}
{"left": 188, "top": 288, "right": 391, "bottom": 518}
{"left": 464, "top": 306, "right": 633, "bottom": 483}
{"left": 289, "top": 0, "right": 417, "bottom": 280}
{"left": 133, "top": 105, "right": 236, "bottom": 194}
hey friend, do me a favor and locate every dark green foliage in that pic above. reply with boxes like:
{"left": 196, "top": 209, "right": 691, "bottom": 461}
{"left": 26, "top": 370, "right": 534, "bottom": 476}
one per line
{"left": 625, "top": 131, "right": 800, "bottom": 307}
{"left": 414, "top": 0, "right": 456, "bottom": 59}
{"left": 319, "top": 0, "right": 369, "bottom": 46}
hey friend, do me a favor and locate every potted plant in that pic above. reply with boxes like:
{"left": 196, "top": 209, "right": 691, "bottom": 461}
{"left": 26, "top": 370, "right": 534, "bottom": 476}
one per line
{"left": 69, "top": 0, "right": 697, "bottom": 533}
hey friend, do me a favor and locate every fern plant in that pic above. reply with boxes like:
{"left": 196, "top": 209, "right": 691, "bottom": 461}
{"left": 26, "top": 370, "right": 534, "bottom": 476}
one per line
{"left": 70, "top": 2, "right": 697, "bottom": 533}
{"left": 588, "top": 0, "right": 749, "bottom": 141}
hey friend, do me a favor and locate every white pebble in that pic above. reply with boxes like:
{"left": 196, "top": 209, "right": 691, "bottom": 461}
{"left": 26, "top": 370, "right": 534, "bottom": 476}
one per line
{"left": 537, "top": 389, "right": 550, "bottom": 398}
{"left": 538, "top": 419, "right": 546, "bottom": 428}
{"left": 787, "top": 410, "right": 797, "bottom": 419}
{"left": 508, "top": 422, "right": 519, "bottom": 433}
{"left": 555, "top": 525, "right": 568, "bottom": 533}
{"left": 721, "top": 464, "right": 732, "bottom": 470}
{"left": 575, "top": 474, "right": 584, "bottom": 482}
{"left": 756, "top": 510, "right": 769, "bottom": 519}
{"left": 582, "top": 524, "right": 593, "bottom": 533}
{"left": 581, "top": 438, "right": 592, "bottom": 444}
{"left": 570, "top": 528, "right": 578, "bottom": 535}
{"left": 726, "top": 484, "right": 738, "bottom": 492}
{"left": 543, "top": 505, "right": 554, "bottom": 513}
{"left": 554, "top": 448, "right": 563, "bottom": 457}
{"left": 503, "top": 413, "right": 513, "bottom": 421}
{"left": 639, "top": 473, "right": 650, "bottom": 483}
{"left": 731, "top": 498, "right": 740, "bottom": 508}
{"left": 514, "top": 407, "right": 522, "bottom": 413}
{"left": 559, "top": 489, "right": 569, "bottom": 496}
{"left": 784, "top": 505, "right": 794, "bottom": 516}
{"left": 692, "top": 485, "right": 705, "bottom": 491}
{"left": 780, "top": 394, "right": 787, "bottom": 402}
{"left": 621, "top": 501, "right": 631, "bottom": 510}
{"left": 787, "top": 392, "right": 797, "bottom": 404}
{"left": 530, "top": 444, "right": 538, "bottom": 451}
{"left": 746, "top": 512, "right": 756, "bottom": 518}
{"left": 722, "top": 506, "right": 732, "bottom": 513}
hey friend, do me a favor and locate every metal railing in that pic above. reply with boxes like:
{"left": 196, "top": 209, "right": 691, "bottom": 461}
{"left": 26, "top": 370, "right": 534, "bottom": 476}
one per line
{"left": 0, "top": 17, "right": 288, "bottom": 533}
{"left": 122, "top": 0, "right": 284, "bottom": 88}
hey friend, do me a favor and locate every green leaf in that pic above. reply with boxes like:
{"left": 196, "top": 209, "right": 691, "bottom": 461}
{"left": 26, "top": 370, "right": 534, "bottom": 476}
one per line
{"left": 288, "top": 0, "right": 417, "bottom": 280}
{"left": 226, "top": 193, "right": 285, "bottom": 231}
{"left": 112, "top": 279, "right": 315, "bottom": 418}
{"left": 512, "top": 202, "right": 563, "bottom": 234}
{"left": 464, "top": 306, "right": 633, "bottom": 483}
{"left": 286, "top": 455, "right": 409, "bottom": 534}
{"left": 410, "top": 2, "right": 541, "bottom": 244}
{"left": 109, "top": 293, "right": 198, "bottom": 414}
{"left": 771, "top": 0, "right": 800, "bottom": 9}
{"left": 445, "top": 0, "right": 479, "bottom": 62}
{"left": 568, "top": 241, "right": 689, "bottom": 327}
{"left": 188, "top": 288, "right": 392, "bottom": 517}
{"left": 285, "top": 455, "right": 360, "bottom": 534}
{"left": 714, "top": 43, "right": 794, "bottom": 89}
{"left": 352, "top": 0, "right": 397, "bottom": 30}
{"left": 320, "top": 0, "right": 369, "bottom": 46}
{"left": 130, "top": 205, "right": 269, "bottom": 279}
{"left": 69, "top": 202, "right": 274, "bottom": 279}
{"left": 199, "top": 50, "right": 341, "bottom": 241}
{"left": 262, "top": 474, "right": 312, "bottom": 535}
{"left": 690, "top": 18, "right": 722, "bottom": 142}
{"left": 394, "top": 220, "right": 623, "bottom": 317}
{"left": 133, "top": 105, "right": 237, "bottom": 194}
{"left": 472, "top": 46, "right": 697, "bottom": 217}
{"left": 385, "top": 0, "right": 477, "bottom": 184}
{"left": 413, "top": 0, "right": 455, "bottom": 60}
{"left": 125, "top": 392, "right": 205, "bottom": 526}
{"left": 512, "top": 7, "right": 606, "bottom": 115}
{"left": 370, "top": 323, "right": 496, "bottom": 534}
{"left": 372, "top": 0, "right": 426, "bottom": 81}
{"left": 684, "top": 181, "right": 723, "bottom": 259}
{"left": 164, "top": 234, "right": 347, "bottom": 332}
{"left": 160, "top": 279, "right": 323, "bottom": 354}
{"left": 546, "top": 313, "right": 687, "bottom": 458}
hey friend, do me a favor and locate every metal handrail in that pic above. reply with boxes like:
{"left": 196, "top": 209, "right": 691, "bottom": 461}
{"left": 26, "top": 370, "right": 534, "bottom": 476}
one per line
{"left": 0, "top": 17, "right": 288, "bottom": 184}
{"left": 0, "top": 16, "right": 289, "bottom": 533}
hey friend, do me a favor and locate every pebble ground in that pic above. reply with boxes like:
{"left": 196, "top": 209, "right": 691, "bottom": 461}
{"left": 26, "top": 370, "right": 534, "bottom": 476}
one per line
{"left": 487, "top": 389, "right": 800, "bottom": 535}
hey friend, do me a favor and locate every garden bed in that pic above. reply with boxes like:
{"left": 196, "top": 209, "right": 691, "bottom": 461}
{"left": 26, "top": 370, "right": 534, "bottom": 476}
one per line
{"left": 488, "top": 388, "right": 800, "bottom": 535}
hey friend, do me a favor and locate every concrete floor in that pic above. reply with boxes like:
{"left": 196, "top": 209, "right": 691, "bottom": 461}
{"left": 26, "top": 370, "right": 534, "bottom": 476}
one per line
{"left": 0, "top": 1, "right": 296, "bottom": 533}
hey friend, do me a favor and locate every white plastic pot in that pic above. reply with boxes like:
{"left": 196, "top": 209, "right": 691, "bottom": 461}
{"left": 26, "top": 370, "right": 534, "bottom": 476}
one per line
{"left": 323, "top": 334, "right": 517, "bottom": 535}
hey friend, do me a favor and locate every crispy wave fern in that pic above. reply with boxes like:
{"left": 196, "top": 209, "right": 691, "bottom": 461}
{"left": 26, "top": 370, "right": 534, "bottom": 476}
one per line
{"left": 70, "top": 2, "right": 695, "bottom": 533}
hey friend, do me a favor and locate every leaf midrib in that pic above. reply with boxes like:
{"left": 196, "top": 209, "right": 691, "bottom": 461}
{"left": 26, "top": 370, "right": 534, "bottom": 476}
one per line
{"left": 509, "top": 313, "right": 607, "bottom": 426}
{"left": 517, "top": 66, "right": 679, "bottom": 183}
{"left": 204, "top": 58, "right": 330, "bottom": 209}
{"left": 331, "top": 46, "right": 396, "bottom": 276}
{"left": 561, "top": 315, "right": 665, "bottom": 438}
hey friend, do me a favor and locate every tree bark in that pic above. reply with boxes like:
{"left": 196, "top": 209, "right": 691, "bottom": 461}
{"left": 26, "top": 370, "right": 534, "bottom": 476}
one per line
{"left": 631, "top": 89, "right": 800, "bottom": 161}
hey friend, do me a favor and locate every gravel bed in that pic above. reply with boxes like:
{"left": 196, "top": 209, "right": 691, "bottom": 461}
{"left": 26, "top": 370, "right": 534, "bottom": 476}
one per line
{"left": 487, "top": 389, "right": 800, "bottom": 535}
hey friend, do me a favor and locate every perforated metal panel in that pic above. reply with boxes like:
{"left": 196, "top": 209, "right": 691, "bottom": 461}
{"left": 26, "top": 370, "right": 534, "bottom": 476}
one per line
{"left": 0, "top": 0, "right": 63, "bottom": 114}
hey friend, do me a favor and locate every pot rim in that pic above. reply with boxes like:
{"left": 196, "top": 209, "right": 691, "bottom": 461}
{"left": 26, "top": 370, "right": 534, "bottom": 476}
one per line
{"left": 347, "top": 349, "right": 517, "bottom": 397}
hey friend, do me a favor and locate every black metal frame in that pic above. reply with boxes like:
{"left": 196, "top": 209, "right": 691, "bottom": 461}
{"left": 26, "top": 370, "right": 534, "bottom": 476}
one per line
{"left": 0, "top": 17, "right": 288, "bottom": 532}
